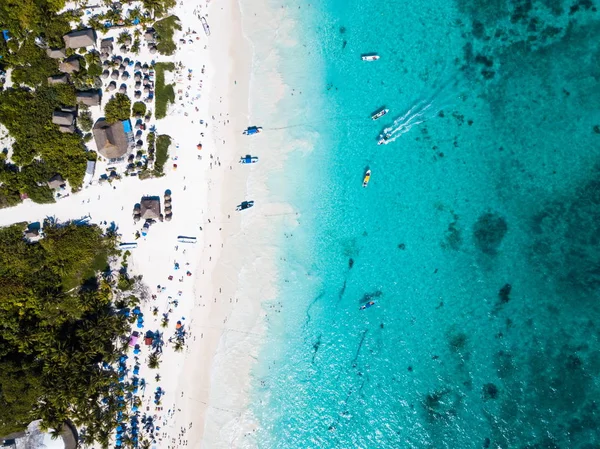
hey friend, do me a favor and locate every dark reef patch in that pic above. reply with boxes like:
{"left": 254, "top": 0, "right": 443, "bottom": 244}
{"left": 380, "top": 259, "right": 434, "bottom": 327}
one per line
{"left": 498, "top": 283, "right": 512, "bottom": 303}
{"left": 473, "top": 212, "right": 508, "bottom": 254}
{"left": 529, "top": 168, "right": 600, "bottom": 297}
{"left": 442, "top": 218, "right": 462, "bottom": 250}
{"left": 482, "top": 382, "right": 499, "bottom": 401}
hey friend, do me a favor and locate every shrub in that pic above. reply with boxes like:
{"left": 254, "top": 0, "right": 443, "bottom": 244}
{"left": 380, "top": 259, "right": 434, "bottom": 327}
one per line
{"left": 154, "top": 134, "right": 171, "bottom": 175}
{"left": 153, "top": 15, "right": 181, "bottom": 55}
{"left": 79, "top": 110, "right": 93, "bottom": 132}
{"left": 154, "top": 62, "right": 175, "bottom": 119}
{"left": 132, "top": 101, "right": 147, "bottom": 117}
{"left": 104, "top": 93, "right": 131, "bottom": 123}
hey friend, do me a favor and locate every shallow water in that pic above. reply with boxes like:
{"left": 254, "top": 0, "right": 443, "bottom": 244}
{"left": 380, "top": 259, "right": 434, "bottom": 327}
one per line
{"left": 247, "top": 0, "right": 600, "bottom": 447}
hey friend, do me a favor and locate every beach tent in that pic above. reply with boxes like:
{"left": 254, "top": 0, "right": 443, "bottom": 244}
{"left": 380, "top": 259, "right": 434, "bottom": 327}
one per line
{"left": 128, "top": 334, "right": 138, "bottom": 346}
{"left": 177, "top": 236, "right": 197, "bottom": 243}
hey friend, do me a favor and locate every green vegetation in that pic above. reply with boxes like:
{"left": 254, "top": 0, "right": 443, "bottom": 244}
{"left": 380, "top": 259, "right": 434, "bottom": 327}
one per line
{"left": 0, "top": 87, "right": 88, "bottom": 207}
{"left": 0, "top": 2, "right": 94, "bottom": 208}
{"left": 154, "top": 135, "right": 171, "bottom": 175}
{"left": 143, "top": 0, "right": 177, "bottom": 19}
{"left": 132, "top": 101, "right": 147, "bottom": 117}
{"left": 154, "top": 62, "right": 175, "bottom": 119}
{"left": 104, "top": 94, "right": 131, "bottom": 124}
{"left": 131, "top": 38, "right": 141, "bottom": 54}
{"left": 153, "top": 15, "right": 181, "bottom": 56}
{"left": 0, "top": 223, "right": 131, "bottom": 446}
{"left": 117, "top": 31, "right": 132, "bottom": 45}
{"left": 79, "top": 108, "right": 94, "bottom": 132}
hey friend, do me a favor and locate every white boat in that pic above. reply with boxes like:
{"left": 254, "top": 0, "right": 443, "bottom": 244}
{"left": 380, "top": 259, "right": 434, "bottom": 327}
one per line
{"left": 371, "top": 108, "right": 389, "bottom": 120}
{"left": 377, "top": 134, "right": 390, "bottom": 145}
{"left": 201, "top": 17, "right": 210, "bottom": 36}
{"left": 361, "top": 54, "right": 380, "bottom": 61}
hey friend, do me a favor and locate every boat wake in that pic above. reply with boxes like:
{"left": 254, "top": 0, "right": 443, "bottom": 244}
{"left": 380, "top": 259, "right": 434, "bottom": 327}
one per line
{"left": 378, "top": 78, "right": 459, "bottom": 145}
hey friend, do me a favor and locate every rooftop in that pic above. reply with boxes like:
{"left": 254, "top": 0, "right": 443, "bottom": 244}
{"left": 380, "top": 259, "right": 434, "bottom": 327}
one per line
{"left": 52, "top": 111, "right": 75, "bottom": 127}
{"left": 63, "top": 28, "right": 96, "bottom": 49}
{"left": 93, "top": 118, "right": 131, "bottom": 160}
{"left": 139, "top": 197, "right": 161, "bottom": 220}
{"left": 76, "top": 90, "right": 101, "bottom": 107}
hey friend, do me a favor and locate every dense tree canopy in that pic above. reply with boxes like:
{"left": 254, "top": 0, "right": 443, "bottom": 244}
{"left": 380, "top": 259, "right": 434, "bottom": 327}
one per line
{"left": 104, "top": 94, "right": 131, "bottom": 124}
{"left": 0, "top": 86, "right": 88, "bottom": 205}
{"left": 0, "top": 223, "right": 130, "bottom": 444}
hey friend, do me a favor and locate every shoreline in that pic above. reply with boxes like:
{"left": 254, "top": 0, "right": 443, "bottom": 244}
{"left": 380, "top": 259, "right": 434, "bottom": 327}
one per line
{"left": 0, "top": 0, "right": 297, "bottom": 446}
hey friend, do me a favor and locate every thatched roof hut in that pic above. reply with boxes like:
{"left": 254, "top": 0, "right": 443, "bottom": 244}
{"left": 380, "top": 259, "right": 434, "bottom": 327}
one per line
{"left": 139, "top": 197, "right": 161, "bottom": 220}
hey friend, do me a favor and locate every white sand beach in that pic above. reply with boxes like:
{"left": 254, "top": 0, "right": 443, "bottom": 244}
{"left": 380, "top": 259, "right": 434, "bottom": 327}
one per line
{"left": 0, "top": 0, "right": 292, "bottom": 446}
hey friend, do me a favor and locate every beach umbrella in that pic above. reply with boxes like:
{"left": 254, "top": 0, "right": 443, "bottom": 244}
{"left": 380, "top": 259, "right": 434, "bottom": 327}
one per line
{"left": 102, "top": 70, "right": 109, "bottom": 79}
{"left": 114, "top": 55, "right": 123, "bottom": 63}
{"left": 150, "top": 46, "right": 157, "bottom": 54}
{"left": 134, "top": 91, "right": 142, "bottom": 99}
{"left": 135, "top": 81, "right": 142, "bottom": 90}
{"left": 120, "top": 44, "right": 127, "bottom": 53}
{"left": 121, "top": 72, "right": 129, "bottom": 80}
{"left": 134, "top": 61, "right": 142, "bottom": 70}
{"left": 164, "top": 205, "right": 172, "bottom": 213}
{"left": 142, "top": 64, "right": 149, "bottom": 73}
{"left": 144, "top": 115, "right": 151, "bottom": 123}
{"left": 111, "top": 70, "right": 119, "bottom": 80}
{"left": 134, "top": 72, "right": 142, "bottom": 81}
{"left": 143, "top": 86, "right": 150, "bottom": 94}
{"left": 107, "top": 82, "right": 116, "bottom": 91}
{"left": 165, "top": 213, "right": 172, "bottom": 222}
{"left": 119, "top": 85, "right": 127, "bottom": 94}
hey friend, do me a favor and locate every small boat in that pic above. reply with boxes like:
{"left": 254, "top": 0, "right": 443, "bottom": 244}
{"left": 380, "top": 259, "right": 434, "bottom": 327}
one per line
{"left": 361, "top": 54, "right": 380, "bottom": 61}
{"left": 360, "top": 301, "right": 375, "bottom": 310}
{"left": 377, "top": 133, "right": 391, "bottom": 145}
{"left": 362, "top": 170, "right": 371, "bottom": 188}
{"left": 239, "top": 155, "right": 259, "bottom": 164}
{"left": 236, "top": 200, "right": 254, "bottom": 211}
{"left": 371, "top": 108, "right": 389, "bottom": 120}
{"left": 243, "top": 126, "right": 262, "bottom": 136}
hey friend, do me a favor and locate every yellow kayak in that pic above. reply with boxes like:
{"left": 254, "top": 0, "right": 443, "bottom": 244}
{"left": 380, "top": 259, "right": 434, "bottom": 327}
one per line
{"left": 362, "top": 169, "right": 371, "bottom": 188}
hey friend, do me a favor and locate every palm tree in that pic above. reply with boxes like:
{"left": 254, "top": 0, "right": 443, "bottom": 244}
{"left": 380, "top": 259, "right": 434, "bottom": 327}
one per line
{"left": 147, "top": 352, "right": 160, "bottom": 369}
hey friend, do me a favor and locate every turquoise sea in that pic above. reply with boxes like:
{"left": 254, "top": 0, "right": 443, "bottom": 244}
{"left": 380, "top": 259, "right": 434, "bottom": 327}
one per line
{"left": 249, "top": 0, "right": 600, "bottom": 447}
